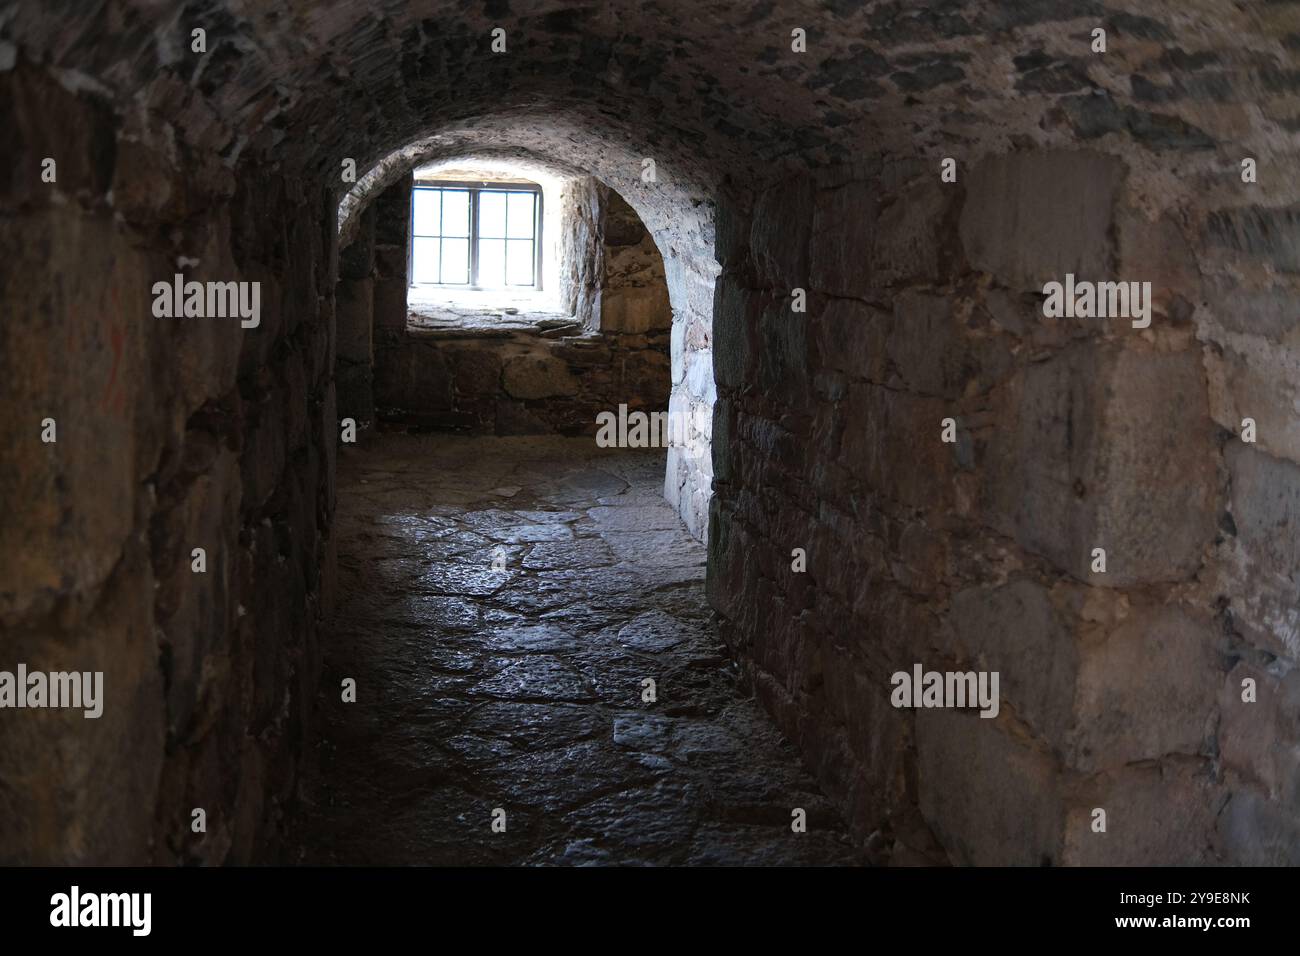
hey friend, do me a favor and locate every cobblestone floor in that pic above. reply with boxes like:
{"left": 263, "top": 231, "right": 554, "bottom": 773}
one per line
{"left": 285, "top": 433, "right": 861, "bottom": 865}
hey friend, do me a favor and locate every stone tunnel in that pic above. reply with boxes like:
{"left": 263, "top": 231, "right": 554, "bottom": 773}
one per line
{"left": 1, "top": 0, "right": 1299, "bottom": 868}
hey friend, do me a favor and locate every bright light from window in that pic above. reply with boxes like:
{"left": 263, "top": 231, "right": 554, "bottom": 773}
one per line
{"left": 411, "top": 183, "right": 540, "bottom": 290}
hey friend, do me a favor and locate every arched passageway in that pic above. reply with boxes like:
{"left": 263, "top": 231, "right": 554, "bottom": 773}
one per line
{"left": 336, "top": 135, "right": 718, "bottom": 540}
{"left": 2, "top": 1, "right": 1299, "bottom": 868}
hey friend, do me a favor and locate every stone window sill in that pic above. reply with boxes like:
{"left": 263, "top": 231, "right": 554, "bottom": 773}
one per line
{"left": 405, "top": 305, "right": 593, "bottom": 342}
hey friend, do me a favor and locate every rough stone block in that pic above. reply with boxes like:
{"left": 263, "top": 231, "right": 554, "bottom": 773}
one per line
{"left": 750, "top": 176, "right": 813, "bottom": 287}
{"left": 0, "top": 67, "right": 116, "bottom": 209}
{"left": 1062, "top": 760, "right": 1222, "bottom": 865}
{"left": 1199, "top": 277, "right": 1299, "bottom": 342}
{"left": 373, "top": 176, "right": 412, "bottom": 246}
{"left": 683, "top": 349, "right": 715, "bottom": 405}
{"left": 1204, "top": 340, "right": 1300, "bottom": 467}
{"left": 599, "top": 284, "right": 671, "bottom": 333}
{"left": 502, "top": 354, "right": 580, "bottom": 400}
{"left": 1218, "top": 662, "right": 1300, "bottom": 801}
{"left": 757, "top": 297, "right": 808, "bottom": 396}
{"left": 0, "top": 548, "right": 164, "bottom": 863}
{"left": 710, "top": 399, "right": 733, "bottom": 483}
{"left": 449, "top": 346, "right": 504, "bottom": 395}
{"left": 959, "top": 151, "right": 1124, "bottom": 289}
{"left": 321, "top": 380, "right": 338, "bottom": 517}
{"left": 813, "top": 298, "right": 889, "bottom": 381}
{"left": 372, "top": 275, "right": 409, "bottom": 332}
{"left": 986, "top": 344, "right": 1217, "bottom": 585}
{"left": 916, "top": 709, "right": 1063, "bottom": 865}
{"left": 155, "top": 448, "right": 241, "bottom": 738}
{"left": 240, "top": 390, "right": 288, "bottom": 510}
{"left": 336, "top": 364, "right": 374, "bottom": 427}
{"left": 820, "top": 658, "right": 908, "bottom": 825}
{"left": 711, "top": 274, "right": 758, "bottom": 390}
{"left": 886, "top": 291, "right": 967, "bottom": 397}
{"left": 670, "top": 320, "right": 686, "bottom": 385}
{"left": 1096, "top": 350, "right": 1220, "bottom": 581}
{"left": 1221, "top": 444, "right": 1300, "bottom": 658}
{"left": 1204, "top": 204, "right": 1300, "bottom": 275}
{"left": 338, "top": 209, "right": 375, "bottom": 282}
{"left": 284, "top": 348, "right": 310, "bottom": 453}
{"left": 1217, "top": 788, "right": 1300, "bottom": 865}
{"left": 947, "top": 578, "right": 1077, "bottom": 745}
{"left": 1070, "top": 603, "right": 1220, "bottom": 770}
{"left": 810, "top": 179, "right": 878, "bottom": 298}
{"left": 374, "top": 345, "right": 453, "bottom": 411}
{"left": 1116, "top": 209, "right": 1201, "bottom": 317}
{"left": 841, "top": 383, "right": 954, "bottom": 510}
{"left": 872, "top": 175, "right": 956, "bottom": 286}
{"left": 714, "top": 195, "right": 751, "bottom": 267}
{"left": 0, "top": 212, "right": 152, "bottom": 624}
{"left": 335, "top": 277, "right": 373, "bottom": 363}
{"left": 982, "top": 288, "right": 1037, "bottom": 336}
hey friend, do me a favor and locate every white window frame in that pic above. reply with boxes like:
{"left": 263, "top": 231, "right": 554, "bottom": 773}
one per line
{"left": 409, "top": 181, "right": 543, "bottom": 291}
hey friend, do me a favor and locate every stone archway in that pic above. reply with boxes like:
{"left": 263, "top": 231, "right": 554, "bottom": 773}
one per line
{"left": 334, "top": 139, "right": 718, "bottom": 540}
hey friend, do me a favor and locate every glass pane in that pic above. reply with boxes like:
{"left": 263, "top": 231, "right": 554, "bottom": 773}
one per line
{"left": 507, "top": 240, "right": 534, "bottom": 286}
{"left": 507, "top": 192, "right": 535, "bottom": 238}
{"left": 477, "top": 238, "right": 506, "bottom": 287}
{"left": 441, "top": 238, "right": 470, "bottom": 284}
{"left": 479, "top": 191, "right": 507, "bottom": 238}
{"left": 412, "top": 236, "right": 439, "bottom": 283}
{"left": 413, "top": 189, "right": 440, "bottom": 237}
{"left": 441, "top": 189, "right": 470, "bottom": 237}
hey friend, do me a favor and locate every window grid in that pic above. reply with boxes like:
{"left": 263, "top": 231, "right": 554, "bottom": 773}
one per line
{"left": 411, "top": 187, "right": 471, "bottom": 285}
{"left": 410, "top": 183, "right": 541, "bottom": 291}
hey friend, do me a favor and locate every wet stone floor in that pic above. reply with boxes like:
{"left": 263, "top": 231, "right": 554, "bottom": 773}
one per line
{"left": 285, "top": 434, "right": 861, "bottom": 865}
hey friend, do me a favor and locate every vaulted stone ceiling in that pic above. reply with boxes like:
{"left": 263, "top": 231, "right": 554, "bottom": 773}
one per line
{"left": 9, "top": 1, "right": 1297, "bottom": 205}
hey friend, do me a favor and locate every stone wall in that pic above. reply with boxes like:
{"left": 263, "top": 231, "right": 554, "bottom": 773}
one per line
{"left": 559, "top": 178, "right": 674, "bottom": 335}
{"left": 373, "top": 176, "right": 414, "bottom": 344}
{"left": 710, "top": 147, "right": 1300, "bottom": 866}
{"left": 337, "top": 205, "right": 376, "bottom": 427}
{"left": 663, "top": 235, "right": 718, "bottom": 543}
{"left": 0, "top": 65, "right": 336, "bottom": 865}
{"left": 559, "top": 176, "right": 601, "bottom": 327}
{"left": 374, "top": 323, "right": 670, "bottom": 436}
{"left": 336, "top": 174, "right": 412, "bottom": 432}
